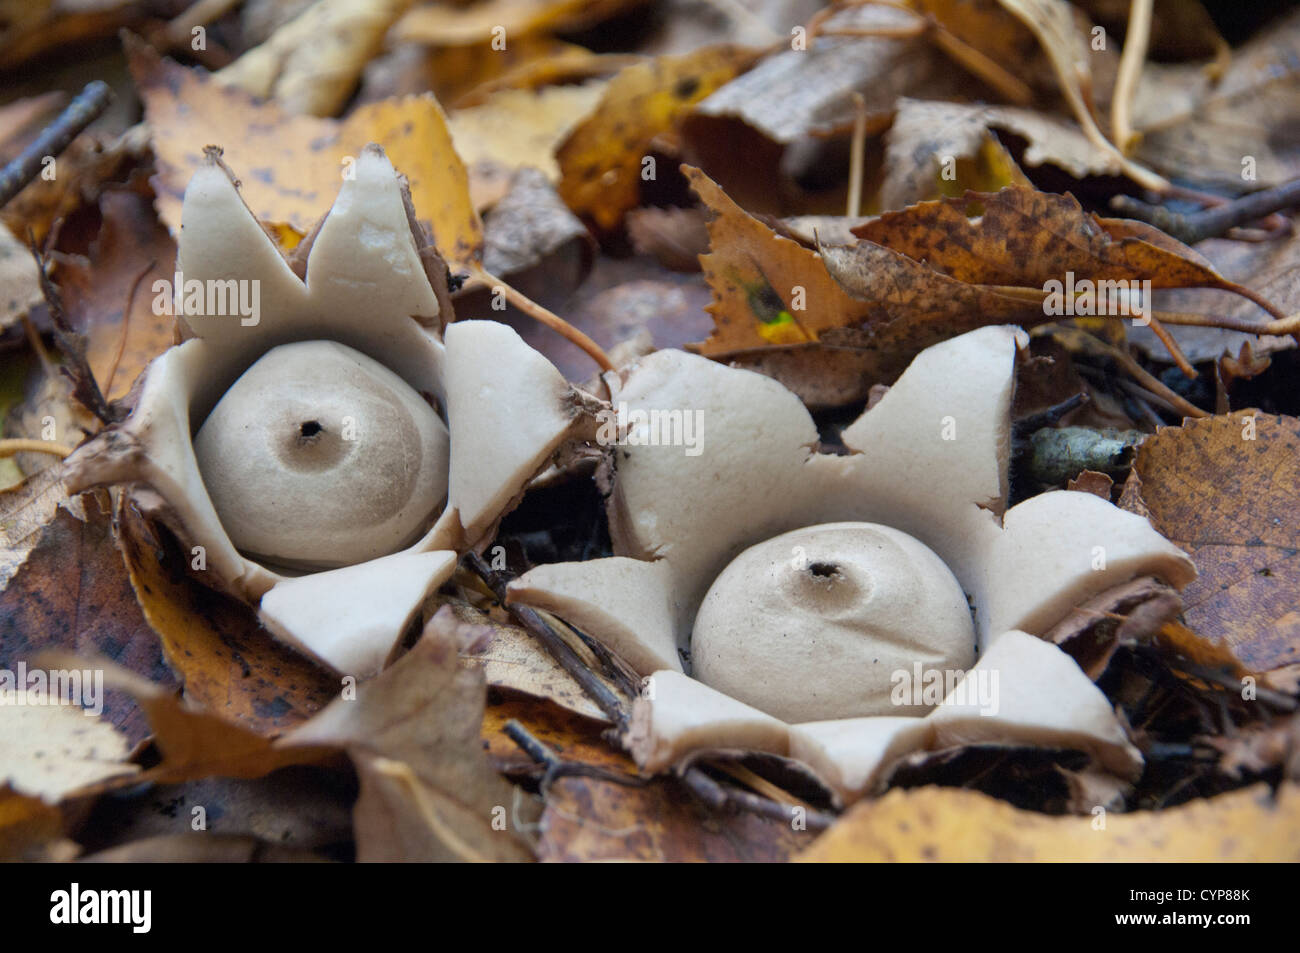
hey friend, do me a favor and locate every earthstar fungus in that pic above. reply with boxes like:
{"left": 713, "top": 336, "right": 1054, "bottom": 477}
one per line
{"left": 507, "top": 325, "right": 1197, "bottom": 803}
{"left": 66, "top": 145, "right": 596, "bottom": 677}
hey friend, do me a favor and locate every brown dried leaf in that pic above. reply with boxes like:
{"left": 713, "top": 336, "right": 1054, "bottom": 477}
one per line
{"left": 1136, "top": 9, "right": 1300, "bottom": 189}
{"left": 285, "top": 625, "right": 536, "bottom": 862}
{"left": 216, "top": 0, "right": 410, "bottom": 117}
{"left": 51, "top": 185, "right": 177, "bottom": 402}
{"left": 557, "top": 44, "right": 760, "bottom": 231}
{"left": 853, "top": 187, "right": 1265, "bottom": 300}
{"left": 130, "top": 38, "right": 483, "bottom": 265}
{"left": 35, "top": 649, "right": 332, "bottom": 786}
{"left": 116, "top": 500, "right": 336, "bottom": 737}
{"left": 538, "top": 775, "right": 814, "bottom": 861}
{"left": 688, "top": 166, "right": 1032, "bottom": 363}
{"left": 1119, "top": 412, "right": 1300, "bottom": 675}
{"left": 0, "top": 494, "right": 176, "bottom": 744}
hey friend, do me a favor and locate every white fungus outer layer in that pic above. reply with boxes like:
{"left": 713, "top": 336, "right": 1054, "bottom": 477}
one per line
{"left": 65, "top": 145, "right": 594, "bottom": 677}
{"left": 194, "top": 340, "right": 450, "bottom": 570}
{"left": 692, "top": 522, "right": 976, "bottom": 723}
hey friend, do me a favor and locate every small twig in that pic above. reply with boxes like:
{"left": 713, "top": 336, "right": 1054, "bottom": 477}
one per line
{"left": 1111, "top": 0, "right": 1153, "bottom": 155}
{"left": 1043, "top": 324, "right": 1209, "bottom": 419}
{"left": 1142, "top": 314, "right": 1195, "bottom": 378}
{"left": 503, "top": 719, "right": 647, "bottom": 794}
{"left": 466, "top": 264, "right": 614, "bottom": 372}
{"left": 926, "top": 22, "right": 1034, "bottom": 105}
{"left": 681, "top": 766, "right": 836, "bottom": 831}
{"left": 0, "top": 82, "right": 111, "bottom": 209}
{"left": 846, "top": 92, "right": 866, "bottom": 219}
{"left": 0, "top": 439, "right": 74, "bottom": 460}
{"left": 465, "top": 552, "right": 630, "bottom": 727}
{"left": 1112, "top": 178, "right": 1300, "bottom": 246}
{"left": 1012, "top": 392, "right": 1089, "bottom": 437}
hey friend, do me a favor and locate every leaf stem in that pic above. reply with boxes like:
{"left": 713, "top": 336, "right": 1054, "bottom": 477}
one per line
{"left": 466, "top": 265, "right": 615, "bottom": 372}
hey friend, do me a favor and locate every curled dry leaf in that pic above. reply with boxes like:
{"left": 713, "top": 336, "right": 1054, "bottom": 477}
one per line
{"left": 115, "top": 501, "right": 337, "bottom": 735}
{"left": 557, "top": 44, "right": 760, "bottom": 230}
{"left": 129, "top": 38, "right": 483, "bottom": 264}
{"left": 447, "top": 82, "right": 606, "bottom": 208}
{"left": 853, "top": 187, "right": 1273, "bottom": 304}
{"left": 0, "top": 495, "right": 176, "bottom": 744}
{"left": 1119, "top": 412, "right": 1300, "bottom": 681}
{"left": 50, "top": 185, "right": 177, "bottom": 403}
{"left": 799, "top": 783, "right": 1300, "bottom": 861}
{"left": 1135, "top": 9, "right": 1300, "bottom": 189}
{"left": 685, "top": 165, "right": 1035, "bottom": 401}
{"left": 284, "top": 625, "right": 537, "bottom": 862}
{"left": 216, "top": 0, "right": 410, "bottom": 117}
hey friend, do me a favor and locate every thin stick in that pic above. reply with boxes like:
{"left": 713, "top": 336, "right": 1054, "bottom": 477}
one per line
{"left": 0, "top": 82, "right": 111, "bottom": 209}
{"left": 467, "top": 264, "right": 614, "bottom": 372}
{"left": 503, "top": 719, "right": 646, "bottom": 793}
{"left": 465, "top": 552, "right": 630, "bottom": 727}
{"left": 1112, "top": 177, "right": 1300, "bottom": 246}
{"left": 1111, "top": 0, "right": 1153, "bottom": 155}
{"left": 1044, "top": 325, "right": 1208, "bottom": 419}
{"left": 846, "top": 92, "right": 866, "bottom": 219}
{"left": 681, "top": 765, "right": 836, "bottom": 831}
{"left": 1141, "top": 314, "right": 1195, "bottom": 378}
{"left": 0, "top": 439, "right": 74, "bottom": 460}
{"left": 927, "top": 24, "right": 1035, "bottom": 105}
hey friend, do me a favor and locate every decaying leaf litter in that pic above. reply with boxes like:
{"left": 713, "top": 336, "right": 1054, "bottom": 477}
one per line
{"left": 0, "top": 0, "right": 1298, "bottom": 864}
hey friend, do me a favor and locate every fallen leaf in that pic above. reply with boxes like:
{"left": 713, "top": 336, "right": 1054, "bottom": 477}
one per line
{"left": 51, "top": 183, "right": 177, "bottom": 402}
{"left": 1136, "top": 8, "right": 1300, "bottom": 189}
{"left": 481, "top": 167, "right": 594, "bottom": 285}
{"left": 0, "top": 464, "right": 78, "bottom": 590}
{"left": 393, "top": 0, "right": 644, "bottom": 47}
{"left": 285, "top": 625, "right": 537, "bottom": 861}
{"left": 481, "top": 689, "right": 629, "bottom": 774}
{"left": 880, "top": 97, "right": 1113, "bottom": 210}
{"left": 131, "top": 39, "right": 483, "bottom": 264}
{"left": 0, "top": 222, "right": 44, "bottom": 332}
{"left": 439, "top": 601, "right": 609, "bottom": 721}
{"left": 1119, "top": 412, "right": 1300, "bottom": 676}
{"left": 36, "top": 648, "right": 333, "bottom": 785}
{"left": 0, "top": 0, "right": 135, "bottom": 70}
{"left": 0, "top": 698, "right": 138, "bottom": 802}
{"left": 0, "top": 785, "right": 77, "bottom": 861}
{"left": 557, "top": 44, "right": 759, "bottom": 230}
{"left": 448, "top": 82, "right": 606, "bottom": 203}
{"left": 216, "top": 0, "right": 410, "bottom": 117}
{"left": 853, "top": 187, "right": 1269, "bottom": 302}
{"left": 538, "top": 775, "right": 814, "bottom": 861}
{"left": 685, "top": 167, "right": 1039, "bottom": 399}
{"left": 116, "top": 499, "right": 336, "bottom": 736}
{"left": 0, "top": 495, "right": 177, "bottom": 744}
{"left": 799, "top": 783, "right": 1300, "bottom": 861}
